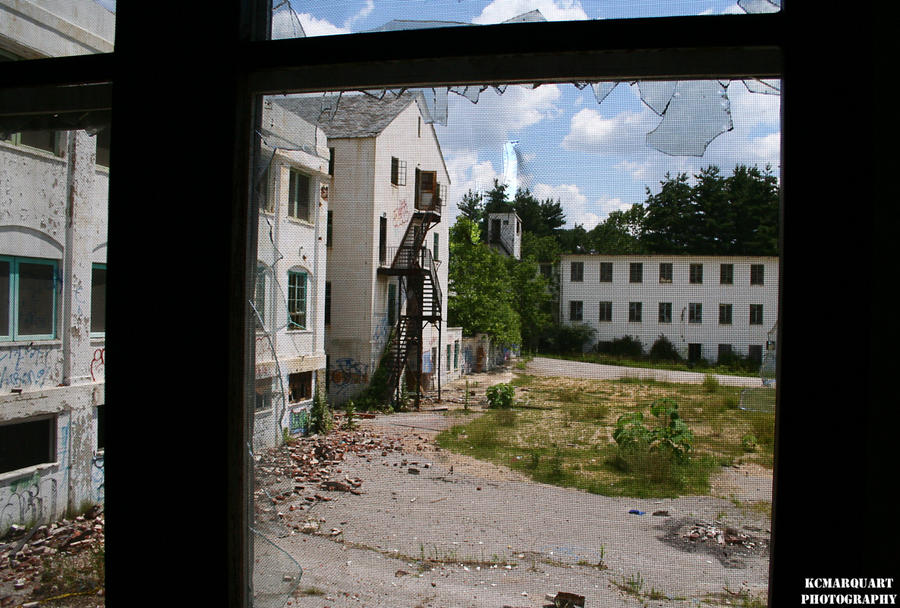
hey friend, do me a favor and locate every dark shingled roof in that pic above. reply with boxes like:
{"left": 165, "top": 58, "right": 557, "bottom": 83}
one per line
{"left": 274, "top": 91, "right": 427, "bottom": 139}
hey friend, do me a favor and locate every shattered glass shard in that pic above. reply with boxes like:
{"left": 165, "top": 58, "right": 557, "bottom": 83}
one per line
{"left": 646, "top": 80, "right": 733, "bottom": 157}
{"left": 590, "top": 82, "right": 618, "bottom": 104}
{"left": 430, "top": 87, "right": 449, "bottom": 126}
{"left": 637, "top": 81, "right": 678, "bottom": 116}
{"left": 271, "top": 0, "right": 305, "bottom": 39}
{"left": 743, "top": 78, "right": 781, "bottom": 95}
{"left": 450, "top": 86, "right": 487, "bottom": 103}
{"left": 738, "top": 0, "right": 782, "bottom": 13}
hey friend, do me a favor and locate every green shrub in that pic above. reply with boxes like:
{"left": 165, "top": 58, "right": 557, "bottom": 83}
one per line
{"left": 308, "top": 388, "right": 333, "bottom": 435}
{"left": 649, "top": 334, "right": 681, "bottom": 362}
{"left": 486, "top": 383, "right": 515, "bottom": 409}
{"left": 597, "top": 335, "right": 644, "bottom": 358}
{"left": 539, "top": 323, "right": 596, "bottom": 353}
{"left": 612, "top": 398, "right": 694, "bottom": 463}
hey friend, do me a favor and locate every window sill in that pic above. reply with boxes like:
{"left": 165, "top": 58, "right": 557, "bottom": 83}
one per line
{"left": 0, "top": 462, "right": 59, "bottom": 485}
{"left": 286, "top": 216, "right": 315, "bottom": 228}
{"left": 1, "top": 339, "right": 62, "bottom": 347}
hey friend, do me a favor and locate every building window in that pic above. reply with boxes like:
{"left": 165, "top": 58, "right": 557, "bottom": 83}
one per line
{"left": 659, "top": 302, "right": 672, "bottom": 323}
{"left": 659, "top": 263, "right": 672, "bottom": 283}
{"left": 688, "top": 343, "right": 702, "bottom": 362}
{"left": 689, "top": 263, "right": 703, "bottom": 284}
{"left": 391, "top": 157, "right": 407, "bottom": 186}
{"left": 447, "top": 344, "right": 452, "bottom": 371}
{"left": 718, "top": 344, "right": 733, "bottom": 361}
{"left": 0, "top": 417, "right": 56, "bottom": 474}
{"left": 719, "top": 303, "right": 733, "bottom": 325}
{"left": 748, "top": 344, "right": 763, "bottom": 364}
{"left": 569, "top": 300, "right": 583, "bottom": 321}
{"left": 258, "top": 165, "right": 273, "bottom": 213}
{"left": 751, "top": 264, "right": 765, "bottom": 285}
{"left": 415, "top": 169, "right": 437, "bottom": 210}
{"left": 689, "top": 302, "right": 702, "bottom": 323}
{"left": 255, "top": 379, "right": 272, "bottom": 411}
{"left": 288, "top": 371, "right": 312, "bottom": 403}
{"left": 91, "top": 263, "right": 107, "bottom": 336}
{"left": 433, "top": 232, "right": 439, "bottom": 261}
{"left": 454, "top": 340, "right": 459, "bottom": 369}
{"left": 324, "top": 281, "right": 332, "bottom": 326}
{"left": 599, "top": 301, "right": 612, "bottom": 322}
{"left": 1, "top": 257, "right": 58, "bottom": 341}
{"left": 629, "top": 301, "right": 642, "bottom": 322}
{"left": 387, "top": 283, "right": 396, "bottom": 326}
{"left": 287, "top": 270, "right": 308, "bottom": 330}
{"left": 720, "top": 263, "right": 734, "bottom": 285}
{"left": 629, "top": 262, "right": 642, "bottom": 283}
{"left": 326, "top": 210, "right": 333, "bottom": 247}
{"left": 750, "top": 304, "right": 764, "bottom": 325}
{"left": 599, "top": 262, "right": 612, "bottom": 282}
{"left": 5, "top": 131, "right": 62, "bottom": 156}
{"left": 328, "top": 147, "right": 335, "bottom": 175}
{"left": 570, "top": 261, "right": 583, "bottom": 282}
{"left": 288, "top": 169, "right": 311, "bottom": 221}
{"left": 253, "top": 264, "right": 267, "bottom": 325}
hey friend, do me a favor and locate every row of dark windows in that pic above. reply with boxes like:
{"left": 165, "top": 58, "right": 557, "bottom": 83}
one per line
{"left": 569, "top": 261, "right": 766, "bottom": 285}
{"left": 1, "top": 129, "right": 110, "bottom": 168}
{"left": 570, "top": 300, "right": 764, "bottom": 325}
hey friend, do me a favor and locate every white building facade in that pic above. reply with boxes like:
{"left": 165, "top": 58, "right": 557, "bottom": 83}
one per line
{"left": 0, "top": 0, "right": 113, "bottom": 534}
{"left": 282, "top": 92, "right": 463, "bottom": 405}
{"left": 559, "top": 254, "right": 779, "bottom": 364}
{"left": 252, "top": 99, "right": 331, "bottom": 445}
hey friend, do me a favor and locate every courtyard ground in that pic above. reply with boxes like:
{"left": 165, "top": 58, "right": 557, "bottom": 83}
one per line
{"left": 253, "top": 360, "right": 773, "bottom": 608}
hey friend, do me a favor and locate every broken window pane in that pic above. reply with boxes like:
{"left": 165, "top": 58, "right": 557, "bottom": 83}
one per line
{"left": 271, "top": 1, "right": 779, "bottom": 40}
{"left": 248, "top": 73, "right": 780, "bottom": 607}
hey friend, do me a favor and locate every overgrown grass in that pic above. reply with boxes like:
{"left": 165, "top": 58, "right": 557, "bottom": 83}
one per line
{"left": 435, "top": 372, "right": 775, "bottom": 498}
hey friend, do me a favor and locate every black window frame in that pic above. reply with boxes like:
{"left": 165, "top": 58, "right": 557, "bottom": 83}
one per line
{"left": 569, "top": 300, "right": 583, "bottom": 321}
{"left": 659, "top": 262, "right": 673, "bottom": 283}
{"left": 719, "top": 303, "right": 733, "bottom": 325}
{"left": 599, "top": 300, "right": 612, "bottom": 322}
{"left": 689, "top": 262, "right": 703, "bottom": 284}
{"left": 750, "top": 263, "right": 765, "bottom": 285}
{"left": 599, "top": 261, "right": 613, "bottom": 282}
{"left": 8, "top": 4, "right": 890, "bottom": 605}
{"left": 629, "top": 262, "right": 643, "bottom": 283}
{"left": 570, "top": 260, "right": 584, "bottom": 282}
{"left": 720, "top": 263, "right": 734, "bottom": 285}
{"left": 659, "top": 301, "right": 672, "bottom": 323}
{"left": 629, "top": 301, "right": 642, "bottom": 322}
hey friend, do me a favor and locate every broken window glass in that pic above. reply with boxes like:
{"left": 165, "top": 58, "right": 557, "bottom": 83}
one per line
{"left": 270, "top": 1, "right": 780, "bottom": 40}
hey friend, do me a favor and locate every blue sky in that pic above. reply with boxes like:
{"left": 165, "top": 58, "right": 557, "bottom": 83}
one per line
{"left": 283, "top": 0, "right": 782, "bottom": 229}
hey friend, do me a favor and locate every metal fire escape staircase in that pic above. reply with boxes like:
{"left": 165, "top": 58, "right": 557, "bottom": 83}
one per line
{"left": 378, "top": 202, "right": 442, "bottom": 409}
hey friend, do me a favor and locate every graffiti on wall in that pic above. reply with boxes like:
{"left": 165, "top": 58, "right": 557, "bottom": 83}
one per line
{"left": 0, "top": 471, "right": 60, "bottom": 534}
{"left": 392, "top": 198, "right": 410, "bottom": 228}
{"left": 0, "top": 344, "right": 59, "bottom": 390}
{"left": 90, "top": 348, "right": 105, "bottom": 382}
{"left": 91, "top": 453, "right": 105, "bottom": 504}
{"left": 372, "top": 314, "right": 391, "bottom": 347}
{"left": 329, "top": 357, "right": 370, "bottom": 397}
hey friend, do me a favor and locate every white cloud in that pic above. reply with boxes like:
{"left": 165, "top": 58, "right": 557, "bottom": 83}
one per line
{"left": 472, "top": 0, "right": 589, "bottom": 24}
{"left": 561, "top": 107, "right": 655, "bottom": 155}
{"left": 434, "top": 85, "right": 563, "bottom": 155}
{"left": 444, "top": 151, "right": 502, "bottom": 221}
{"left": 296, "top": 12, "right": 350, "bottom": 36}
{"left": 343, "top": 0, "right": 375, "bottom": 30}
{"left": 533, "top": 183, "right": 602, "bottom": 229}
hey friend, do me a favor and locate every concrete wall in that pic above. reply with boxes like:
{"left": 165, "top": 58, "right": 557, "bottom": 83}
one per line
{"left": 253, "top": 128, "right": 330, "bottom": 446}
{"left": 0, "top": 129, "right": 107, "bottom": 534}
{"left": 558, "top": 254, "right": 779, "bottom": 362}
{"left": 0, "top": 0, "right": 114, "bottom": 59}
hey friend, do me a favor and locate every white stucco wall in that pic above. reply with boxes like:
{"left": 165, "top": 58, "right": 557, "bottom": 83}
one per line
{"left": 559, "top": 254, "right": 779, "bottom": 362}
{"left": 0, "top": 0, "right": 114, "bottom": 59}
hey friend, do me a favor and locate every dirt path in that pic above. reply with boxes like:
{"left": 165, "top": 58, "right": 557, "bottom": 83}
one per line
{"left": 254, "top": 366, "right": 772, "bottom": 608}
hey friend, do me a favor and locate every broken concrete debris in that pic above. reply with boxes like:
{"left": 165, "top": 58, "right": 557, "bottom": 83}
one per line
{"left": 683, "top": 522, "right": 755, "bottom": 547}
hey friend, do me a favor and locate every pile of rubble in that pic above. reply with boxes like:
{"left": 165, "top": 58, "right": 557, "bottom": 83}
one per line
{"left": 254, "top": 428, "right": 406, "bottom": 516}
{"left": 0, "top": 505, "right": 104, "bottom": 604}
{"left": 682, "top": 522, "right": 756, "bottom": 547}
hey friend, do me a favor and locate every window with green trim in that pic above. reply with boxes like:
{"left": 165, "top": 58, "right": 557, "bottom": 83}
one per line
{"left": 0, "top": 257, "right": 58, "bottom": 341}
{"left": 287, "top": 270, "right": 308, "bottom": 330}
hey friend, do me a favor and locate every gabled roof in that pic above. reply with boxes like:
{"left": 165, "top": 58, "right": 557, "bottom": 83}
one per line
{"left": 275, "top": 91, "right": 428, "bottom": 139}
